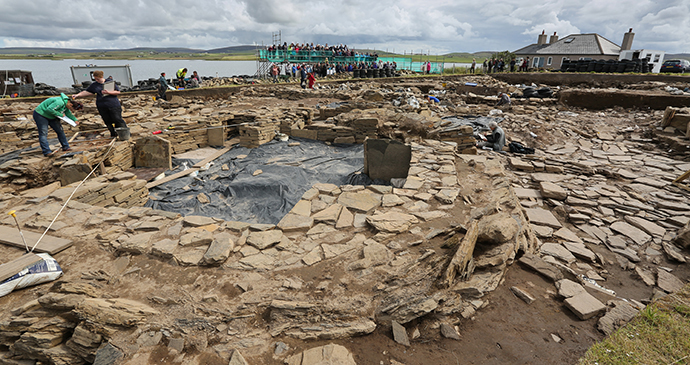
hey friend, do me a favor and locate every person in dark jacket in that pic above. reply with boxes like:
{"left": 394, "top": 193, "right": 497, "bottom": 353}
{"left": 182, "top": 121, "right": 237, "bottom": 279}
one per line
{"left": 33, "top": 93, "right": 82, "bottom": 156}
{"left": 300, "top": 65, "right": 308, "bottom": 89}
{"left": 72, "top": 70, "right": 128, "bottom": 138}
{"left": 478, "top": 121, "right": 506, "bottom": 151}
{"left": 158, "top": 72, "right": 169, "bottom": 101}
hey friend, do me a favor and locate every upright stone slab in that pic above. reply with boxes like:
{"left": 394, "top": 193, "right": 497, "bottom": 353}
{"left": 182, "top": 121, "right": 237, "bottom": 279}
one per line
{"left": 208, "top": 124, "right": 225, "bottom": 147}
{"left": 60, "top": 155, "right": 92, "bottom": 186}
{"left": 363, "top": 139, "right": 411, "bottom": 181}
{"left": 133, "top": 135, "right": 172, "bottom": 170}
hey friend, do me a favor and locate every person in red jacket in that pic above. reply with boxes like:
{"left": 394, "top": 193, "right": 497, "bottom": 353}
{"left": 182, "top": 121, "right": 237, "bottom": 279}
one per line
{"left": 307, "top": 72, "right": 316, "bottom": 89}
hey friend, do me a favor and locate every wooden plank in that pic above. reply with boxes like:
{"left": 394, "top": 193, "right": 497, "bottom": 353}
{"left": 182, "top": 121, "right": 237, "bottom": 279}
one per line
{"left": 68, "top": 131, "right": 80, "bottom": 143}
{"left": 674, "top": 169, "right": 690, "bottom": 184}
{"left": 0, "top": 225, "right": 72, "bottom": 255}
{"left": 192, "top": 142, "right": 235, "bottom": 168}
{"left": 146, "top": 167, "right": 199, "bottom": 189}
{"left": 0, "top": 253, "right": 42, "bottom": 283}
{"left": 147, "top": 138, "right": 238, "bottom": 189}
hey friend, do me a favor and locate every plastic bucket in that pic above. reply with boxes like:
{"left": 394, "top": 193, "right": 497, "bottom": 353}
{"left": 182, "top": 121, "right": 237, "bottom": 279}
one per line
{"left": 115, "top": 127, "right": 130, "bottom": 141}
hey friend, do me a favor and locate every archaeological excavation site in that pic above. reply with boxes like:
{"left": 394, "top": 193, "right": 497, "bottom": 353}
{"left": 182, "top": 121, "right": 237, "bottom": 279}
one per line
{"left": 0, "top": 73, "right": 690, "bottom": 365}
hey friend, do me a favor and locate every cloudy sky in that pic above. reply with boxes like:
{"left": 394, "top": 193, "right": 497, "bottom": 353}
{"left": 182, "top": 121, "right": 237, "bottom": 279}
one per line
{"left": 0, "top": 0, "right": 688, "bottom": 54}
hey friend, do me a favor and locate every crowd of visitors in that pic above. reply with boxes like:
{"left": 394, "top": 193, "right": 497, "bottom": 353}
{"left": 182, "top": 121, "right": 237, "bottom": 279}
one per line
{"left": 482, "top": 57, "right": 531, "bottom": 73}
{"left": 266, "top": 43, "right": 378, "bottom": 59}
{"left": 269, "top": 60, "right": 399, "bottom": 85}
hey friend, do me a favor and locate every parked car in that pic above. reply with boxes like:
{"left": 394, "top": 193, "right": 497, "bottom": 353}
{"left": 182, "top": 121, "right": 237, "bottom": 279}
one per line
{"left": 660, "top": 59, "right": 690, "bottom": 73}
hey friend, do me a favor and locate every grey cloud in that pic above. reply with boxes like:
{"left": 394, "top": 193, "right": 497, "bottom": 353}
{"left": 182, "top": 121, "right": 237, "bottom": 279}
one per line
{"left": 0, "top": 0, "right": 688, "bottom": 53}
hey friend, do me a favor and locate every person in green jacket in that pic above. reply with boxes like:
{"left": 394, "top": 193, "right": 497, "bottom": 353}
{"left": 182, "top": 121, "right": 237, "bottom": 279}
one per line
{"left": 33, "top": 93, "right": 82, "bottom": 156}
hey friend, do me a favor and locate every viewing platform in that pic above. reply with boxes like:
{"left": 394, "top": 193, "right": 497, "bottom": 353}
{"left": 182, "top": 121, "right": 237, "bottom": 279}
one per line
{"left": 257, "top": 50, "right": 377, "bottom": 65}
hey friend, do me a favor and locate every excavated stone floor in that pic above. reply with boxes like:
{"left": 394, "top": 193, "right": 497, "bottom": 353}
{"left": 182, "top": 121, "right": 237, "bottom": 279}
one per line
{"left": 0, "top": 74, "right": 689, "bottom": 365}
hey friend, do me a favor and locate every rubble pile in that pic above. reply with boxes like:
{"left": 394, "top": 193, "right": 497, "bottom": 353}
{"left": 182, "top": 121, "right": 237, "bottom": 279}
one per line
{"left": 0, "top": 281, "right": 158, "bottom": 365}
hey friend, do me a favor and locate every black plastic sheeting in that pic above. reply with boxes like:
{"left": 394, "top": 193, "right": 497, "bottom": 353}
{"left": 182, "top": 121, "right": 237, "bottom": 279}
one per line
{"left": 0, "top": 144, "right": 42, "bottom": 166}
{"left": 146, "top": 137, "right": 380, "bottom": 225}
{"left": 438, "top": 115, "right": 504, "bottom": 134}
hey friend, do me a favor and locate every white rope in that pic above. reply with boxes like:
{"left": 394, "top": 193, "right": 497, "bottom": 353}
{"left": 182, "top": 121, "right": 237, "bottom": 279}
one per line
{"left": 30, "top": 138, "right": 117, "bottom": 252}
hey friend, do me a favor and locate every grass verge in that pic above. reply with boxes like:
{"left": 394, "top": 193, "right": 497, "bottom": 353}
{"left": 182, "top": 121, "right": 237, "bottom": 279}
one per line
{"left": 578, "top": 283, "right": 690, "bottom": 365}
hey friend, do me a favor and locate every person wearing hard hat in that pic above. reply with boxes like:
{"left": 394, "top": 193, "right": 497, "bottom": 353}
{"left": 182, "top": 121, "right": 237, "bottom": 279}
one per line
{"left": 33, "top": 93, "right": 82, "bottom": 156}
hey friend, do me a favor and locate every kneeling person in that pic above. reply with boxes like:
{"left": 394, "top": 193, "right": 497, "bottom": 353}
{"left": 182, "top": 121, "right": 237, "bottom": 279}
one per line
{"left": 477, "top": 121, "right": 506, "bottom": 151}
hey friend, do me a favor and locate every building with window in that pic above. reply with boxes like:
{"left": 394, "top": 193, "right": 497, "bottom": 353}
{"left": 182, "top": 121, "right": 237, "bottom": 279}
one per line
{"left": 513, "top": 28, "right": 662, "bottom": 71}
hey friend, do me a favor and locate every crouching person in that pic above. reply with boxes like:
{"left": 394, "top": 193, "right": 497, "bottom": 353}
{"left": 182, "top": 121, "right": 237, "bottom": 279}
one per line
{"left": 477, "top": 121, "right": 506, "bottom": 152}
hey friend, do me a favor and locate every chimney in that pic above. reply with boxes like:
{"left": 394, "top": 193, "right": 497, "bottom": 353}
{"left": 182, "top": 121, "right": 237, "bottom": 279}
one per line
{"left": 537, "top": 30, "right": 548, "bottom": 45}
{"left": 621, "top": 28, "right": 634, "bottom": 51}
{"left": 549, "top": 32, "right": 559, "bottom": 44}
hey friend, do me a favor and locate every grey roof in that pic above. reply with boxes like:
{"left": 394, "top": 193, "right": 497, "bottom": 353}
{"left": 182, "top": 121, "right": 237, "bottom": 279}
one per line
{"left": 514, "top": 43, "right": 550, "bottom": 55}
{"left": 514, "top": 33, "right": 621, "bottom": 56}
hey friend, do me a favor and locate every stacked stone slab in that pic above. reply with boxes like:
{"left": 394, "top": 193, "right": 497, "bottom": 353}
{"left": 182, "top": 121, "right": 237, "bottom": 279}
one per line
{"left": 69, "top": 172, "right": 149, "bottom": 208}
{"left": 349, "top": 117, "right": 381, "bottom": 143}
{"left": 318, "top": 104, "right": 355, "bottom": 120}
{"left": 95, "top": 141, "right": 133, "bottom": 175}
{"left": 439, "top": 125, "right": 476, "bottom": 152}
{"left": 239, "top": 120, "right": 280, "bottom": 148}
{"left": 0, "top": 131, "right": 22, "bottom": 154}
{"left": 164, "top": 122, "right": 211, "bottom": 154}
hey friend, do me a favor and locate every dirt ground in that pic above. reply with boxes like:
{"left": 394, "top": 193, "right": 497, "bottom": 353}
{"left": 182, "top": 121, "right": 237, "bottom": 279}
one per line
{"left": 2, "top": 78, "right": 690, "bottom": 365}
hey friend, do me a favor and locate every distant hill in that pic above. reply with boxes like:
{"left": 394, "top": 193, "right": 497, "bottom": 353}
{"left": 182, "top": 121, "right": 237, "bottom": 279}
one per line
{"left": 0, "top": 47, "right": 93, "bottom": 54}
{"left": 0, "top": 46, "right": 254, "bottom": 55}
{"left": 664, "top": 53, "right": 690, "bottom": 61}
{"left": 206, "top": 45, "right": 258, "bottom": 54}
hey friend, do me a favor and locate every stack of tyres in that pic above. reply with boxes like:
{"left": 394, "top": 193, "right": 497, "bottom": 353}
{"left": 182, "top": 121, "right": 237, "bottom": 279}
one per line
{"left": 601, "top": 60, "right": 613, "bottom": 73}
{"left": 577, "top": 61, "right": 589, "bottom": 72}
{"left": 594, "top": 60, "right": 605, "bottom": 72}
{"left": 367, "top": 69, "right": 373, "bottom": 78}
{"left": 616, "top": 62, "right": 627, "bottom": 73}
{"left": 537, "top": 87, "right": 553, "bottom": 98}
{"left": 560, "top": 60, "right": 570, "bottom": 71}
{"left": 522, "top": 87, "right": 538, "bottom": 98}
{"left": 353, "top": 69, "right": 360, "bottom": 78}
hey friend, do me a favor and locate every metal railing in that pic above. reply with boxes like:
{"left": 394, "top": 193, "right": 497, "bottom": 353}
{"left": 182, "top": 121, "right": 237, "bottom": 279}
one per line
{"left": 258, "top": 49, "right": 377, "bottom": 64}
